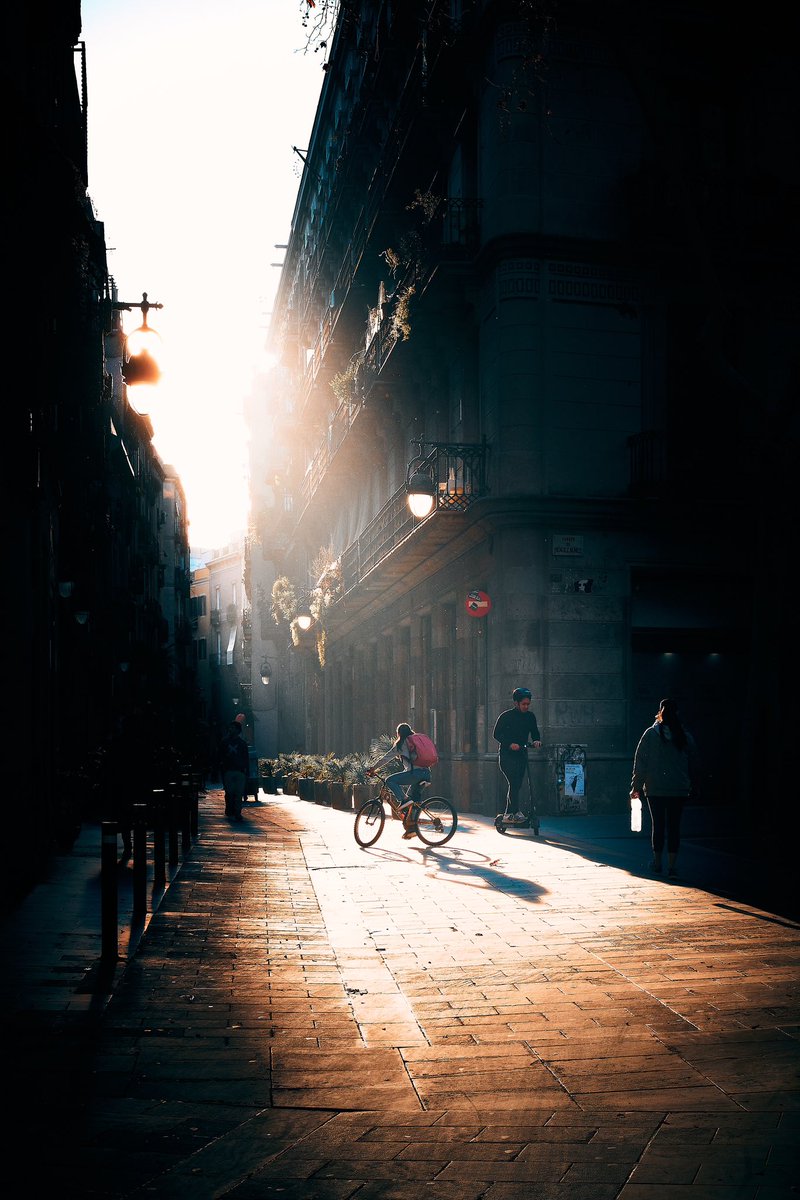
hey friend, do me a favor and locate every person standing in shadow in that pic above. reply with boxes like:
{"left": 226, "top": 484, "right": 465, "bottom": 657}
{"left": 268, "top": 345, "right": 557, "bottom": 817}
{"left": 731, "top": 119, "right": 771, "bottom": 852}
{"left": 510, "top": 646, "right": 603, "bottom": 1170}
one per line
{"left": 218, "top": 720, "right": 249, "bottom": 822}
{"left": 102, "top": 705, "right": 156, "bottom": 860}
{"left": 630, "top": 698, "right": 699, "bottom": 878}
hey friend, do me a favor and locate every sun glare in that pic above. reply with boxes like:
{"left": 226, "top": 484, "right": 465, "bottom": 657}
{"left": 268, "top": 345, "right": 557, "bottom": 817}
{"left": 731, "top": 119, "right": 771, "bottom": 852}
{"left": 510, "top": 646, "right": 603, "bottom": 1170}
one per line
{"left": 82, "top": 0, "right": 325, "bottom": 548}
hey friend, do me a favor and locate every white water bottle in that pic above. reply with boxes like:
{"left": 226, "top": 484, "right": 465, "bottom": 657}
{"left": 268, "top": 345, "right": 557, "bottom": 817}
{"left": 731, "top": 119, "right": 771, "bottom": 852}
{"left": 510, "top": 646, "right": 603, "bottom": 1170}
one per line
{"left": 630, "top": 792, "right": 642, "bottom": 832}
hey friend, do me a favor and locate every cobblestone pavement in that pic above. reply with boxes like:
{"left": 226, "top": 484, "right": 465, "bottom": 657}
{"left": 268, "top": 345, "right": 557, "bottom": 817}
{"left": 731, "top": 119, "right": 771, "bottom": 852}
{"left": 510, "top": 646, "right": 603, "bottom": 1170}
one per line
{"left": 3, "top": 791, "right": 798, "bottom": 1198}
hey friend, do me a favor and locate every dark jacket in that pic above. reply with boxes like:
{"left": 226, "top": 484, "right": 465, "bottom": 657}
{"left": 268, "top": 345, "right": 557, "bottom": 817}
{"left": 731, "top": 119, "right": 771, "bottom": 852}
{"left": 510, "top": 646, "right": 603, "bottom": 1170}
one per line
{"left": 219, "top": 730, "right": 249, "bottom": 775}
{"left": 631, "top": 722, "right": 698, "bottom": 798}
{"left": 493, "top": 708, "right": 542, "bottom": 756}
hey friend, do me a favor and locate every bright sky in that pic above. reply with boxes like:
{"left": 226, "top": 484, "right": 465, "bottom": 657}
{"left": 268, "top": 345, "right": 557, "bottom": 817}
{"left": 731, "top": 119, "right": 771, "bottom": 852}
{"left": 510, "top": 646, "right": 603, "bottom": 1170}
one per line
{"left": 80, "top": 0, "right": 326, "bottom": 549}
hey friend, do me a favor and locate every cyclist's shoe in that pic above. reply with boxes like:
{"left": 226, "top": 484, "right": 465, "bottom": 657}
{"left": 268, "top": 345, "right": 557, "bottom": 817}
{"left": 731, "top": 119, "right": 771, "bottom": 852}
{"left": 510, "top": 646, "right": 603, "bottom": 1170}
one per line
{"left": 402, "top": 828, "right": 416, "bottom": 839}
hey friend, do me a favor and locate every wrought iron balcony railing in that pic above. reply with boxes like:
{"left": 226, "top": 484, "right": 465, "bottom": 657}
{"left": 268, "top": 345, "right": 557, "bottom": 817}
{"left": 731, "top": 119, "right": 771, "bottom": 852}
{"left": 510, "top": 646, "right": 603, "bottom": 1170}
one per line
{"left": 340, "top": 441, "right": 488, "bottom": 593}
{"left": 628, "top": 430, "right": 666, "bottom": 495}
{"left": 340, "top": 488, "right": 419, "bottom": 591}
{"left": 299, "top": 396, "right": 365, "bottom": 510}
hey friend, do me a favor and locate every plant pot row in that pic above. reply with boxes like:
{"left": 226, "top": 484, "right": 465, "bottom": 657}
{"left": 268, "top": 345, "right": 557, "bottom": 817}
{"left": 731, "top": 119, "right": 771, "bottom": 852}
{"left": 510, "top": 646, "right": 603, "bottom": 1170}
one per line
{"left": 277, "top": 775, "right": 374, "bottom": 812}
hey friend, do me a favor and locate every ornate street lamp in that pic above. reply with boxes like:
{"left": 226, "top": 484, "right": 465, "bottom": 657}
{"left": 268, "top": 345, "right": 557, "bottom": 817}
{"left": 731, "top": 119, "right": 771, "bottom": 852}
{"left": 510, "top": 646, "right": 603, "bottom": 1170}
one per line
{"left": 405, "top": 438, "right": 488, "bottom": 517}
{"left": 108, "top": 291, "right": 164, "bottom": 415}
{"left": 406, "top": 455, "right": 438, "bottom": 518}
{"left": 121, "top": 293, "right": 163, "bottom": 383}
{"left": 295, "top": 599, "right": 314, "bottom": 633}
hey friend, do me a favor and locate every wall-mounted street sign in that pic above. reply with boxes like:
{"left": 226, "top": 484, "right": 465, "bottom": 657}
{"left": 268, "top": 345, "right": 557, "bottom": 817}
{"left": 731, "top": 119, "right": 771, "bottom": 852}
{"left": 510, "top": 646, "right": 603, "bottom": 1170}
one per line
{"left": 466, "top": 589, "right": 492, "bottom": 617}
{"left": 552, "top": 534, "right": 584, "bottom": 556}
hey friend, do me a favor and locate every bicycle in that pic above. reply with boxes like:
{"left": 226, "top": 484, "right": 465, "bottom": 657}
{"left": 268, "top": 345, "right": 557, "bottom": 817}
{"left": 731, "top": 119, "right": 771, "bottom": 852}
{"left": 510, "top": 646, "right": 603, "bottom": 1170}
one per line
{"left": 354, "top": 772, "right": 457, "bottom": 848}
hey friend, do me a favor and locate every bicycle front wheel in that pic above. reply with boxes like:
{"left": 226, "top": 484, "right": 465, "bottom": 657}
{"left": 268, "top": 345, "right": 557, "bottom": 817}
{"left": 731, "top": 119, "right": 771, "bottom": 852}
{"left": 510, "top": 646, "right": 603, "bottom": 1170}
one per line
{"left": 414, "top": 796, "right": 457, "bottom": 846}
{"left": 354, "top": 798, "right": 385, "bottom": 848}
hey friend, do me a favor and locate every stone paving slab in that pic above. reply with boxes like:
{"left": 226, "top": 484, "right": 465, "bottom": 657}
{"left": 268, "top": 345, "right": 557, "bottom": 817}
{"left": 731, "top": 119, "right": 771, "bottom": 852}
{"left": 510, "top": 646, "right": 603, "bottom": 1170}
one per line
{"left": 3, "top": 791, "right": 799, "bottom": 1197}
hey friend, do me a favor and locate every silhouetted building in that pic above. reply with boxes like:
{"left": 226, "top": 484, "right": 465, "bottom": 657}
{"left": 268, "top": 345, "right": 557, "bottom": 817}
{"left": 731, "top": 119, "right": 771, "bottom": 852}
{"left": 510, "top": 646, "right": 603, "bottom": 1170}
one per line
{"left": 247, "top": 0, "right": 796, "bottom": 831}
{"left": 8, "top": 2, "right": 196, "bottom": 907}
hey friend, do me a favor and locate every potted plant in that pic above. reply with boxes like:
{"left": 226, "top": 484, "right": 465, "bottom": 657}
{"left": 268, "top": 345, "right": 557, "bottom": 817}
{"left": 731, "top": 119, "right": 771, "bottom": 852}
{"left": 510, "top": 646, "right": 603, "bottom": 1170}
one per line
{"left": 296, "top": 754, "right": 318, "bottom": 802}
{"left": 345, "top": 751, "right": 377, "bottom": 811}
{"left": 323, "top": 755, "right": 349, "bottom": 810}
{"left": 259, "top": 759, "right": 279, "bottom": 794}
{"left": 277, "top": 751, "right": 303, "bottom": 796}
{"left": 312, "top": 754, "right": 332, "bottom": 805}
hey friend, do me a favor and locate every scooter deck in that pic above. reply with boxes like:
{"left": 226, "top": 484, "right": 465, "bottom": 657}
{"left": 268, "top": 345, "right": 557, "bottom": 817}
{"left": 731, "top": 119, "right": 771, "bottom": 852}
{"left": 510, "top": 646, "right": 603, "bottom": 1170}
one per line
{"left": 495, "top": 812, "right": 541, "bottom": 835}
{"left": 495, "top": 757, "right": 541, "bottom": 835}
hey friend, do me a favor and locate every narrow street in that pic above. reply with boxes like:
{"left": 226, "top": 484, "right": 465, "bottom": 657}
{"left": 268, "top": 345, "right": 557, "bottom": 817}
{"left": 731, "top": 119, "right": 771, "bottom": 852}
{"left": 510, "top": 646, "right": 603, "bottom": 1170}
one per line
{"left": 5, "top": 790, "right": 797, "bottom": 1196}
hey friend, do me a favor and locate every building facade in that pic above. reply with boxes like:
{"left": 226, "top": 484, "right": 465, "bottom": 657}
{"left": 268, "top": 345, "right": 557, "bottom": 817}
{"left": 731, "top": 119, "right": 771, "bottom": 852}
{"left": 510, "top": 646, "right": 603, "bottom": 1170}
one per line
{"left": 247, "top": 1, "right": 794, "bottom": 822}
{"left": 191, "top": 539, "right": 253, "bottom": 773}
{"left": 10, "top": 2, "right": 197, "bottom": 908}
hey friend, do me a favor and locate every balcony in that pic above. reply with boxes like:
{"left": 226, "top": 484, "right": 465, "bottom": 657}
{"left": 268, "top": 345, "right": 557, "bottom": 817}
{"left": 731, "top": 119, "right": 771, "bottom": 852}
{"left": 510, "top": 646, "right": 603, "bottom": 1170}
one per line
{"left": 628, "top": 430, "right": 667, "bottom": 496}
{"left": 295, "top": 200, "right": 481, "bottom": 416}
{"left": 340, "top": 489, "right": 420, "bottom": 590}
{"left": 339, "top": 442, "right": 489, "bottom": 595}
{"left": 628, "top": 427, "right": 752, "bottom": 498}
{"left": 299, "top": 397, "right": 366, "bottom": 510}
{"left": 437, "top": 197, "right": 483, "bottom": 258}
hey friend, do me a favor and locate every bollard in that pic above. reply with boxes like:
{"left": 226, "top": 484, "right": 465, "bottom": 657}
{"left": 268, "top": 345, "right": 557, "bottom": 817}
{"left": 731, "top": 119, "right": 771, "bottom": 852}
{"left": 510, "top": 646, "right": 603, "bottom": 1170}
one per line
{"left": 168, "top": 783, "right": 180, "bottom": 866}
{"left": 101, "top": 821, "right": 119, "bottom": 961}
{"left": 191, "top": 768, "right": 201, "bottom": 835}
{"left": 180, "top": 778, "right": 192, "bottom": 855}
{"left": 132, "top": 803, "right": 148, "bottom": 916}
{"left": 152, "top": 789, "right": 166, "bottom": 890}
{"left": 182, "top": 768, "right": 199, "bottom": 839}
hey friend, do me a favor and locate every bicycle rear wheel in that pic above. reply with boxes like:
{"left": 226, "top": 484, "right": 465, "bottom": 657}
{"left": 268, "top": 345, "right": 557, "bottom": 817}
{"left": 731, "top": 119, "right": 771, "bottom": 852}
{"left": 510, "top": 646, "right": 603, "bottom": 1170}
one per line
{"left": 354, "top": 798, "right": 385, "bottom": 847}
{"left": 414, "top": 796, "right": 457, "bottom": 846}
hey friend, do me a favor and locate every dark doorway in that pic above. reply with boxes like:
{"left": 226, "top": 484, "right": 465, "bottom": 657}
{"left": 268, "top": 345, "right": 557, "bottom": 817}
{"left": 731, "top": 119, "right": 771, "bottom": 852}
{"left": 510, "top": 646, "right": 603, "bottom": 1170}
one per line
{"left": 630, "top": 571, "right": 752, "bottom": 806}
{"left": 631, "top": 640, "right": 746, "bottom": 805}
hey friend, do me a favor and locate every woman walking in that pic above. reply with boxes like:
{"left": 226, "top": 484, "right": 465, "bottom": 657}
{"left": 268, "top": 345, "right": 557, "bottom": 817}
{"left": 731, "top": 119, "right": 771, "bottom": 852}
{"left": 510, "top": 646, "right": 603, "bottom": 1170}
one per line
{"left": 631, "top": 698, "right": 699, "bottom": 877}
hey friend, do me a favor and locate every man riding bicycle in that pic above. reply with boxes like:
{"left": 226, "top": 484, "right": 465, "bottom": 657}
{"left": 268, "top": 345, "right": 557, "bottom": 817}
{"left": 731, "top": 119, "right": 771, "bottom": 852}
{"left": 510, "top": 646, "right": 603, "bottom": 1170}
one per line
{"left": 368, "top": 722, "right": 431, "bottom": 839}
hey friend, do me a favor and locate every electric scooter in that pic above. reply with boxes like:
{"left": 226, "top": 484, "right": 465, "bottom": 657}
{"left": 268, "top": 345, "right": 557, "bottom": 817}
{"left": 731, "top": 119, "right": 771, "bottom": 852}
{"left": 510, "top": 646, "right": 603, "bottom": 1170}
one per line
{"left": 494, "top": 754, "right": 540, "bottom": 836}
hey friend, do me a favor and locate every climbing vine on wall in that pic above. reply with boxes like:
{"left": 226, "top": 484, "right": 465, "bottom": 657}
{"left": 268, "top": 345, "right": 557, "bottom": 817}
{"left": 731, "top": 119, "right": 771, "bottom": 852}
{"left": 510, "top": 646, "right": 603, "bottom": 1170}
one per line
{"left": 270, "top": 548, "right": 343, "bottom": 669}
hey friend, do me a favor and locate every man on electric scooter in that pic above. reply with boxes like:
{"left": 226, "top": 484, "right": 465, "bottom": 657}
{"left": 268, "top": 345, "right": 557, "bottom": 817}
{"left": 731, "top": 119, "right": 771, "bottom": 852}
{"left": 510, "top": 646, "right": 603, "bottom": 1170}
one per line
{"left": 493, "top": 688, "right": 542, "bottom": 824}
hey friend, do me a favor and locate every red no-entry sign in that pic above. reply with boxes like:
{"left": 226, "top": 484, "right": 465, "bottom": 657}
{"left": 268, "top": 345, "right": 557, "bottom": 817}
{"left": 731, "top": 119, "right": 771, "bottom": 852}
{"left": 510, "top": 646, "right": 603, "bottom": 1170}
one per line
{"left": 465, "top": 589, "right": 492, "bottom": 617}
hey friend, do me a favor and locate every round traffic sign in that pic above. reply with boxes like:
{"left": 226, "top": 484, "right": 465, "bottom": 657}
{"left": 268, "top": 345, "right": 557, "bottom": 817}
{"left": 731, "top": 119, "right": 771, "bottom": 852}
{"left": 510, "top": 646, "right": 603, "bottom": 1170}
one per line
{"left": 465, "top": 589, "right": 492, "bottom": 617}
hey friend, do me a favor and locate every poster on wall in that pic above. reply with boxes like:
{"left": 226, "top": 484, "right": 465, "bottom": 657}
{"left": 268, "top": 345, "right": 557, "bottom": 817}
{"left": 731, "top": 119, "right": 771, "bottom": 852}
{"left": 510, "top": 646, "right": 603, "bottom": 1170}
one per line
{"left": 555, "top": 744, "right": 588, "bottom": 814}
{"left": 564, "top": 763, "right": 584, "bottom": 799}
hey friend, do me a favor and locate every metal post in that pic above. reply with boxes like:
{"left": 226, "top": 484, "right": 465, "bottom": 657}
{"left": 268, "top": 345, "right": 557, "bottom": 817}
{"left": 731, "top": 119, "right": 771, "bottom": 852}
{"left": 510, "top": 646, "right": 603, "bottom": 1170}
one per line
{"left": 181, "top": 778, "right": 192, "bottom": 855}
{"left": 191, "top": 781, "right": 199, "bottom": 838}
{"left": 152, "top": 789, "right": 166, "bottom": 891}
{"left": 132, "top": 803, "right": 147, "bottom": 915}
{"left": 168, "top": 783, "right": 179, "bottom": 866}
{"left": 101, "top": 821, "right": 119, "bottom": 962}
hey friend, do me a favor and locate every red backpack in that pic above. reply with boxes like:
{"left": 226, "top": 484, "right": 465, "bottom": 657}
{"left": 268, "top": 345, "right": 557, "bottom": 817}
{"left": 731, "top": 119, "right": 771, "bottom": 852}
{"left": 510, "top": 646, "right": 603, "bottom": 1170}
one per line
{"left": 407, "top": 732, "right": 438, "bottom": 768}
